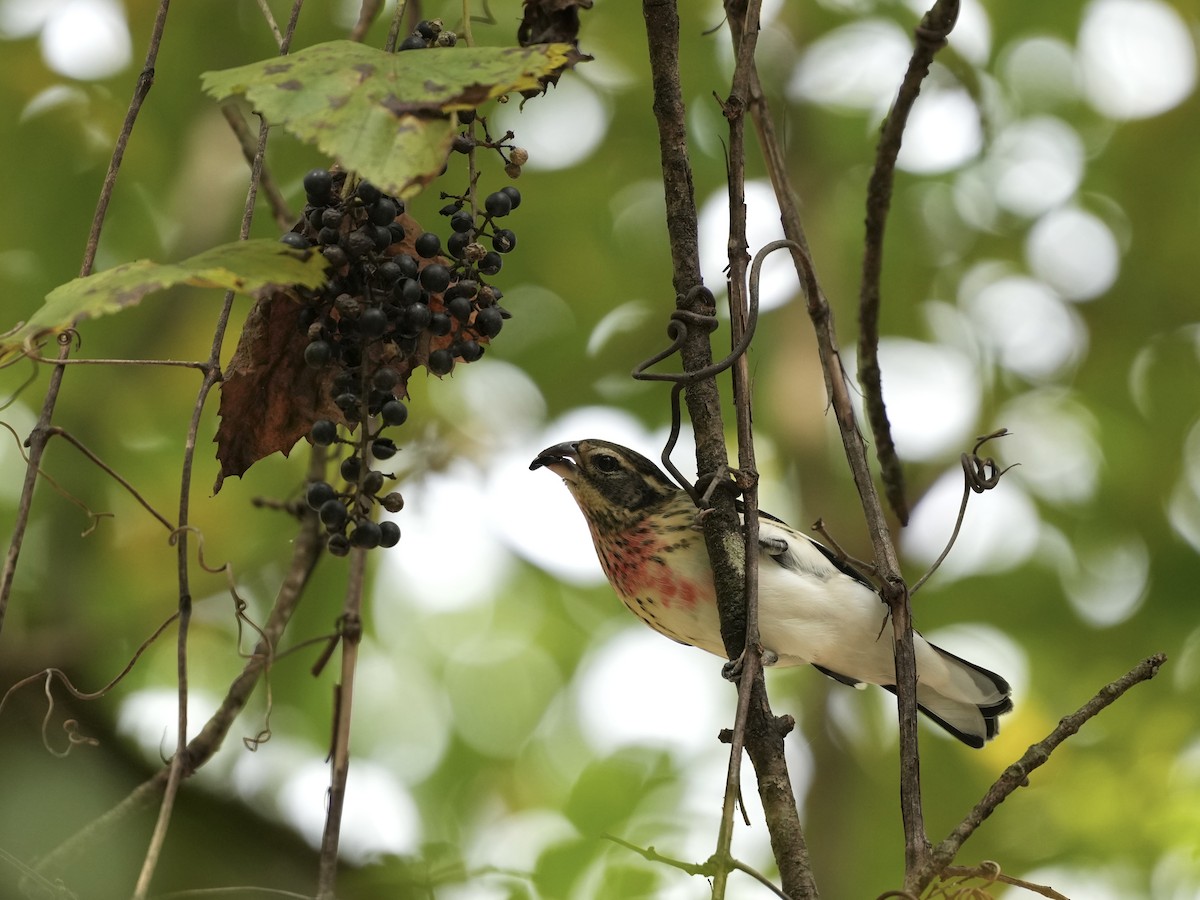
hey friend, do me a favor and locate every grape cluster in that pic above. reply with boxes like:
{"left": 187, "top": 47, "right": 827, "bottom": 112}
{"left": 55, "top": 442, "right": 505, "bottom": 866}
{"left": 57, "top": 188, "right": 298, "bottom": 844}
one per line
{"left": 287, "top": 165, "right": 519, "bottom": 555}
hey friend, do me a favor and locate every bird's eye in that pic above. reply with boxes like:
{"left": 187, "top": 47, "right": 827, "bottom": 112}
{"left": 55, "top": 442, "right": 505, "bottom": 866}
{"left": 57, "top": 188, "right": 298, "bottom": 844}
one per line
{"left": 592, "top": 454, "right": 621, "bottom": 473}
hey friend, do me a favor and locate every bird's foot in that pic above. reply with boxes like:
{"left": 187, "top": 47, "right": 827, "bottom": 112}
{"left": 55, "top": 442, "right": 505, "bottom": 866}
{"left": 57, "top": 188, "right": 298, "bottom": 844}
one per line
{"left": 722, "top": 646, "right": 779, "bottom": 681}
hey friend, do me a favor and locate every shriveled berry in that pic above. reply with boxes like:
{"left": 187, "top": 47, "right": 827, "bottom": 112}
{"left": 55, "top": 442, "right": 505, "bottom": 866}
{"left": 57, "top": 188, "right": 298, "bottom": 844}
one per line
{"left": 327, "top": 533, "right": 351, "bottom": 556}
{"left": 347, "top": 228, "right": 375, "bottom": 257}
{"left": 381, "top": 400, "right": 409, "bottom": 426}
{"left": 428, "top": 348, "right": 454, "bottom": 376}
{"left": 420, "top": 263, "right": 451, "bottom": 293}
{"left": 306, "top": 481, "right": 337, "bottom": 510}
{"left": 372, "top": 437, "right": 397, "bottom": 460}
{"left": 509, "top": 148, "right": 529, "bottom": 167}
{"left": 416, "top": 19, "right": 439, "bottom": 39}
{"left": 321, "top": 207, "right": 343, "bottom": 229}
{"left": 305, "top": 340, "right": 332, "bottom": 368}
{"left": 310, "top": 420, "right": 338, "bottom": 446}
{"left": 452, "top": 134, "right": 474, "bottom": 154}
{"left": 500, "top": 186, "right": 522, "bottom": 209}
{"left": 484, "top": 191, "right": 512, "bottom": 218}
{"left": 280, "top": 232, "right": 310, "bottom": 249}
{"left": 492, "top": 229, "right": 517, "bottom": 253}
{"left": 414, "top": 232, "right": 441, "bottom": 258}
{"left": 322, "top": 245, "right": 348, "bottom": 268}
{"left": 475, "top": 306, "right": 504, "bottom": 338}
{"left": 379, "top": 521, "right": 401, "bottom": 548}
{"left": 320, "top": 498, "right": 348, "bottom": 529}
{"left": 381, "top": 492, "right": 405, "bottom": 513}
{"left": 335, "top": 392, "right": 360, "bottom": 413}
{"left": 304, "top": 168, "right": 333, "bottom": 200}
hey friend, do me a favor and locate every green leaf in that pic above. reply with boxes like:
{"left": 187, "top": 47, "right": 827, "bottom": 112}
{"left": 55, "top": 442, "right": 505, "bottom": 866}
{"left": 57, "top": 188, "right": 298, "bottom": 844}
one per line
{"left": 200, "top": 40, "right": 585, "bottom": 198}
{"left": 1, "top": 239, "right": 327, "bottom": 364}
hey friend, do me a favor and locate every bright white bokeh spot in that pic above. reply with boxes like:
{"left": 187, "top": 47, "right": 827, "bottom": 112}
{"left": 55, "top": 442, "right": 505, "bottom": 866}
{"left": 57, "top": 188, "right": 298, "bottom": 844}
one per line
{"left": 698, "top": 180, "right": 793, "bottom": 311}
{"left": 1004, "top": 867, "right": 1138, "bottom": 900}
{"left": 1026, "top": 206, "right": 1121, "bottom": 301}
{"left": 117, "top": 688, "right": 222, "bottom": 758}
{"left": 999, "top": 390, "right": 1101, "bottom": 505}
{"left": 465, "top": 808, "right": 577, "bottom": 877}
{"left": 845, "top": 338, "right": 980, "bottom": 461}
{"left": 40, "top": 0, "right": 131, "bottom": 80}
{"left": 1001, "top": 36, "right": 1080, "bottom": 108}
{"left": 987, "top": 117, "right": 1085, "bottom": 218}
{"left": 1079, "top": 0, "right": 1197, "bottom": 120}
{"left": 277, "top": 758, "right": 420, "bottom": 862}
{"left": 575, "top": 626, "right": 728, "bottom": 755}
{"left": 455, "top": 358, "right": 547, "bottom": 441}
{"left": 787, "top": 19, "right": 913, "bottom": 112}
{"left": 903, "top": 468, "right": 1041, "bottom": 581}
{"left": 901, "top": 0, "right": 991, "bottom": 65}
{"left": 961, "top": 273, "right": 1086, "bottom": 380}
{"left": 492, "top": 75, "right": 609, "bottom": 171}
{"left": 897, "top": 87, "right": 983, "bottom": 174}
{"left": 1060, "top": 534, "right": 1149, "bottom": 627}
{"left": 378, "top": 462, "right": 514, "bottom": 611}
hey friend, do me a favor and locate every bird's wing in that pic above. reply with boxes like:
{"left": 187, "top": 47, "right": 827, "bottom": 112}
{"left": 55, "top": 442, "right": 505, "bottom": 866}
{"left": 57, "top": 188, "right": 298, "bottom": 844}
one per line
{"left": 754, "top": 513, "right": 877, "bottom": 592}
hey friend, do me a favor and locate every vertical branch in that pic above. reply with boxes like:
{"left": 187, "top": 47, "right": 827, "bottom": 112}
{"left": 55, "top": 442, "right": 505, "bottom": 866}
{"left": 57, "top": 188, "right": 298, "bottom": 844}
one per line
{"left": 735, "top": 32, "right": 932, "bottom": 878}
{"left": 133, "top": 4, "right": 305, "bottom": 896}
{"left": 0, "top": 0, "right": 172, "bottom": 642}
{"left": 315, "top": 547, "right": 368, "bottom": 898}
{"left": 859, "top": 0, "right": 961, "bottom": 527}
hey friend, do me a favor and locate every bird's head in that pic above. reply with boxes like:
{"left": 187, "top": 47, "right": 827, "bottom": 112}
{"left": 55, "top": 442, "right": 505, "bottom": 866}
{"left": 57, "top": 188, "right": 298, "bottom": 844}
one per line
{"left": 530, "top": 439, "right": 682, "bottom": 532}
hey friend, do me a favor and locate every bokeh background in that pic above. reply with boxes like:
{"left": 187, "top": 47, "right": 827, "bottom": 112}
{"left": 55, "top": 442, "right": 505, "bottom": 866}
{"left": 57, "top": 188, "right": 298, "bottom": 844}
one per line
{"left": 1, "top": 0, "right": 1198, "bottom": 897}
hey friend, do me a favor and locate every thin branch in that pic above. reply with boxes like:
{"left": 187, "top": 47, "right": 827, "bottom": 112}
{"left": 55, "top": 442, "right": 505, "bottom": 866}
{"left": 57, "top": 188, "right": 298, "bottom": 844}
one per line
{"left": 315, "top": 548, "right": 368, "bottom": 898}
{"left": 384, "top": 1, "right": 409, "bottom": 52}
{"left": 255, "top": 0, "right": 285, "bottom": 49}
{"left": 910, "top": 653, "right": 1168, "bottom": 893}
{"left": 606, "top": 834, "right": 792, "bottom": 900}
{"left": 858, "top": 0, "right": 961, "bottom": 527}
{"left": 220, "top": 104, "right": 294, "bottom": 232}
{"left": 939, "top": 863, "right": 1070, "bottom": 900}
{"left": 348, "top": 0, "right": 383, "bottom": 42}
{"left": 0, "top": 0, "right": 171, "bottom": 643}
{"left": 133, "top": 5, "right": 305, "bottom": 896}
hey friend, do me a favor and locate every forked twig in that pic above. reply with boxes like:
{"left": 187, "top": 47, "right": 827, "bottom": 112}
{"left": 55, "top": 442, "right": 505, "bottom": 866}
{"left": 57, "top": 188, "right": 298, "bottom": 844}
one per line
{"left": 606, "top": 834, "right": 792, "bottom": 900}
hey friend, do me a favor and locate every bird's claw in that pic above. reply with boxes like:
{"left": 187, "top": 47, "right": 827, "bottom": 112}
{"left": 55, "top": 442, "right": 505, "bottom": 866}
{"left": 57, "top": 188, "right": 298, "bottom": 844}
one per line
{"left": 722, "top": 645, "right": 779, "bottom": 681}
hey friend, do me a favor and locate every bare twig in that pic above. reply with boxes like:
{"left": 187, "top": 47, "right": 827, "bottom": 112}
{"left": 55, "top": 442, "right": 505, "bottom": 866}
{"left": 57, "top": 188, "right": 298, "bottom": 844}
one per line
{"left": 255, "top": 0, "right": 284, "bottom": 48}
{"left": 0, "top": 0, "right": 171, "bottom": 642}
{"left": 315, "top": 549, "right": 368, "bottom": 898}
{"left": 132, "top": 5, "right": 305, "bottom": 896}
{"left": 938, "top": 863, "right": 1070, "bottom": 900}
{"left": 909, "top": 653, "right": 1168, "bottom": 893}
{"left": 606, "top": 834, "right": 792, "bottom": 900}
{"left": 220, "top": 104, "right": 294, "bottom": 232}
{"left": 385, "top": 1, "right": 409, "bottom": 52}
{"left": 348, "top": 0, "right": 383, "bottom": 42}
{"left": 858, "top": 0, "right": 961, "bottom": 526}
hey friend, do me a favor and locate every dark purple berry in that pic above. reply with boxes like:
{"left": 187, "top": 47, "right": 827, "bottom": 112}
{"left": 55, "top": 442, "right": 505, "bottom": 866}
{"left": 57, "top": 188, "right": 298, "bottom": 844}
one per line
{"left": 381, "top": 400, "right": 409, "bottom": 426}
{"left": 447, "top": 232, "right": 470, "bottom": 259}
{"left": 395, "top": 278, "right": 423, "bottom": 306}
{"left": 280, "top": 232, "right": 310, "bottom": 249}
{"left": 398, "top": 34, "right": 427, "bottom": 51}
{"left": 322, "top": 245, "right": 348, "bottom": 268}
{"left": 428, "top": 348, "right": 454, "bottom": 376}
{"left": 447, "top": 295, "right": 472, "bottom": 323}
{"left": 320, "top": 498, "right": 348, "bottom": 529}
{"left": 379, "top": 520, "right": 401, "bottom": 548}
{"left": 306, "top": 481, "right": 337, "bottom": 510}
{"left": 373, "top": 367, "right": 400, "bottom": 391}
{"left": 479, "top": 251, "right": 503, "bottom": 275}
{"left": 363, "top": 470, "right": 385, "bottom": 495}
{"left": 393, "top": 253, "right": 419, "bottom": 279}
{"left": 327, "top": 533, "right": 351, "bottom": 556}
{"left": 458, "top": 109, "right": 476, "bottom": 125}
{"left": 401, "top": 303, "right": 432, "bottom": 334}
{"left": 372, "top": 438, "right": 398, "bottom": 460}
{"left": 428, "top": 311, "right": 452, "bottom": 336}
{"left": 500, "top": 186, "right": 522, "bottom": 209}
{"left": 360, "top": 307, "right": 388, "bottom": 338}
{"left": 356, "top": 181, "right": 382, "bottom": 205}
{"left": 492, "top": 229, "right": 517, "bottom": 253}
{"left": 350, "top": 520, "right": 382, "bottom": 548}
{"left": 310, "top": 420, "right": 338, "bottom": 446}
{"left": 319, "top": 226, "right": 342, "bottom": 246}
{"left": 484, "top": 191, "right": 512, "bottom": 218}
{"left": 304, "top": 168, "right": 333, "bottom": 200}
{"left": 450, "top": 210, "right": 474, "bottom": 233}
{"left": 305, "top": 340, "right": 332, "bottom": 367}
{"left": 321, "top": 208, "right": 343, "bottom": 229}
{"left": 340, "top": 456, "right": 362, "bottom": 482}
{"left": 416, "top": 19, "right": 438, "bottom": 39}
{"left": 376, "top": 260, "right": 403, "bottom": 284}
{"left": 420, "top": 263, "right": 451, "bottom": 293}
{"left": 414, "top": 232, "right": 441, "bottom": 258}
{"left": 475, "top": 306, "right": 504, "bottom": 338}
{"left": 335, "top": 392, "right": 360, "bottom": 413}
{"left": 457, "top": 339, "right": 484, "bottom": 362}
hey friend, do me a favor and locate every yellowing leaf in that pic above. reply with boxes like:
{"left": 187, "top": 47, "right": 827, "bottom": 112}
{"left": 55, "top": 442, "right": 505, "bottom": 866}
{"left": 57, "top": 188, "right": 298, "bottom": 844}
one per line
{"left": 1, "top": 239, "right": 328, "bottom": 364}
{"left": 201, "top": 41, "right": 586, "bottom": 198}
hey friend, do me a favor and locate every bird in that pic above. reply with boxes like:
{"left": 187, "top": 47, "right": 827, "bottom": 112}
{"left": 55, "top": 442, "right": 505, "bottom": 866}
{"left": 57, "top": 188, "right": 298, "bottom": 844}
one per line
{"left": 530, "top": 438, "right": 1013, "bottom": 748}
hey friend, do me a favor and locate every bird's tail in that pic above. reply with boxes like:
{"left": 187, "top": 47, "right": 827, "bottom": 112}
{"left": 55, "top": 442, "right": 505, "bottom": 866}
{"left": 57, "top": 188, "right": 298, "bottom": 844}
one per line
{"left": 902, "top": 640, "right": 1013, "bottom": 748}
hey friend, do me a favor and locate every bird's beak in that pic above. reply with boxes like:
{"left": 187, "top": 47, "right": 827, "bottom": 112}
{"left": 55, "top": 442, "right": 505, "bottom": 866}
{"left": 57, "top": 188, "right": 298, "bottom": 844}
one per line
{"left": 529, "top": 441, "right": 581, "bottom": 481}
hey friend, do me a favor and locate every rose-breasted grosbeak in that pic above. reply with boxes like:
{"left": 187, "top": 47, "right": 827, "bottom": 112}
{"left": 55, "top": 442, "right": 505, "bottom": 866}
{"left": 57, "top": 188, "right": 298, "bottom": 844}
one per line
{"left": 531, "top": 438, "right": 1013, "bottom": 748}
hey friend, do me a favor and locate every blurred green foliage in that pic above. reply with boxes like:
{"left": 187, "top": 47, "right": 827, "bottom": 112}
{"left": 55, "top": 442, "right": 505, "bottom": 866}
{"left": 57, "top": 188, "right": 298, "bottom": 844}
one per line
{"left": 1, "top": 1, "right": 1198, "bottom": 898}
